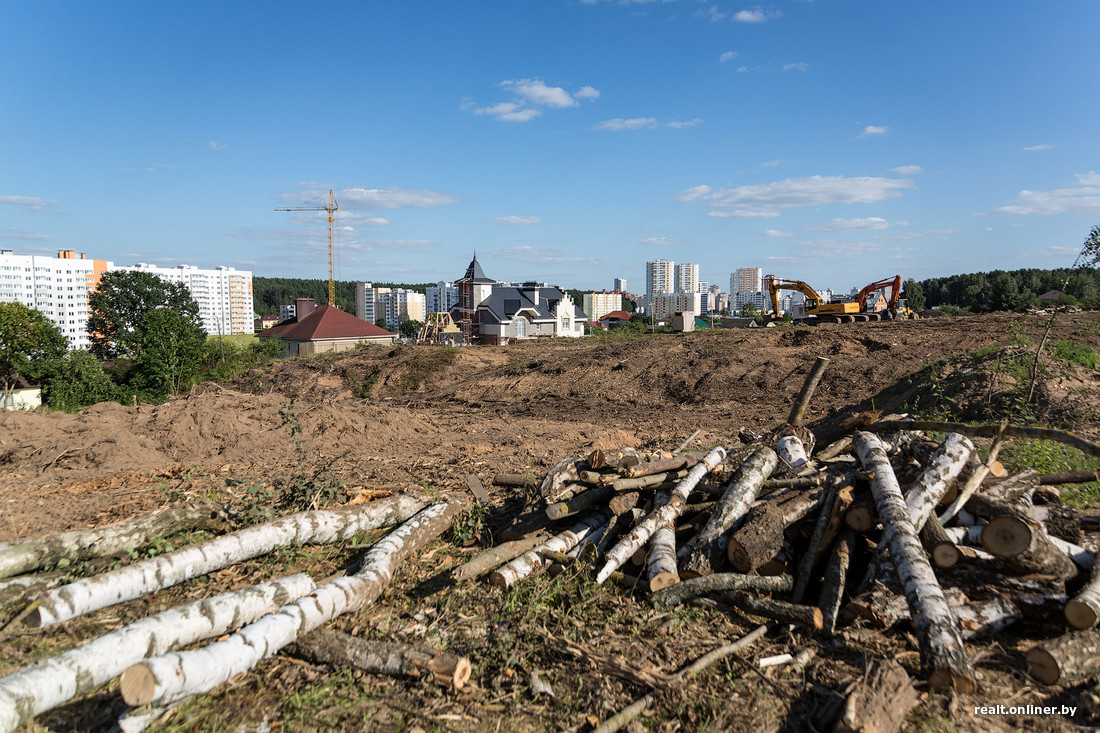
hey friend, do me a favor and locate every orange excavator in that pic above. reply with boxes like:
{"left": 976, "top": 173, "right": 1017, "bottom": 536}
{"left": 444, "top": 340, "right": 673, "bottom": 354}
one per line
{"left": 856, "top": 276, "right": 916, "bottom": 320}
{"left": 765, "top": 274, "right": 916, "bottom": 324}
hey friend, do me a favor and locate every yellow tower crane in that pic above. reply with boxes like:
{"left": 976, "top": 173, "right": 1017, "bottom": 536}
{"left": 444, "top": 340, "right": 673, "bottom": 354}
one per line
{"left": 275, "top": 190, "right": 340, "bottom": 306}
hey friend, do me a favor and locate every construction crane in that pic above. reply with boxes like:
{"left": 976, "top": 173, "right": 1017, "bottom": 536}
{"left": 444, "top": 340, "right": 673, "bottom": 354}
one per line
{"left": 275, "top": 190, "right": 340, "bottom": 306}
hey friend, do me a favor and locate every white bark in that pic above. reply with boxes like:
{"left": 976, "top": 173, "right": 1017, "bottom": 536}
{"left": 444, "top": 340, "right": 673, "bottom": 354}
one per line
{"left": 27, "top": 494, "right": 425, "bottom": 629}
{"left": 853, "top": 432, "right": 976, "bottom": 693}
{"left": 645, "top": 521, "right": 679, "bottom": 591}
{"left": 776, "top": 435, "right": 810, "bottom": 474}
{"left": 1065, "top": 560, "right": 1100, "bottom": 630}
{"left": 1049, "top": 536, "right": 1095, "bottom": 570}
{"left": 120, "top": 498, "right": 462, "bottom": 709}
{"left": 0, "top": 574, "right": 315, "bottom": 733}
{"left": 488, "top": 512, "right": 609, "bottom": 588}
{"left": 904, "top": 434, "right": 975, "bottom": 532}
{"left": 0, "top": 501, "right": 232, "bottom": 580}
{"left": 597, "top": 448, "right": 726, "bottom": 585}
{"left": 540, "top": 456, "right": 581, "bottom": 503}
{"left": 943, "top": 525, "right": 984, "bottom": 546}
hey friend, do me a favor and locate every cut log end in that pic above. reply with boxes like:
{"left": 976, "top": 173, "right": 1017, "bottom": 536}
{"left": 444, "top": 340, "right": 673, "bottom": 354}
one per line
{"left": 931, "top": 543, "right": 960, "bottom": 569}
{"left": 119, "top": 664, "right": 158, "bottom": 706}
{"left": 928, "top": 668, "right": 977, "bottom": 694}
{"left": 1064, "top": 600, "right": 1099, "bottom": 631}
{"left": 430, "top": 653, "right": 472, "bottom": 689}
{"left": 648, "top": 572, "right": 680, "bottom": 593}
{"left": 726, "top": 541, "right": 752, "bottom": 573}
{"left": 981, "top": 516, "right": 1032, "bottom": 558}
{"left": 1025, "top": 647, "right": 1060, "bottom": 685}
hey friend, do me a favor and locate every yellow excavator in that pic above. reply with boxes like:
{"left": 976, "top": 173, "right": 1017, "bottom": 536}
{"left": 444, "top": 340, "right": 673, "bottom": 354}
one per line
{"left": 765, "top": 277, "right": 861, "bottom": 323}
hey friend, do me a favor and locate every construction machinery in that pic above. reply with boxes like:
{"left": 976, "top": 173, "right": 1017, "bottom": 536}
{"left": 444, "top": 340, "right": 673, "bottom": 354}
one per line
{"left": 417, "top": 312, "right": 462, "bottom": 344}
{"left": 856, "top": 276, "right": 917, "bottom": 320}
{"left": 765, "top": 277, "right": 861, "bottom": 323}
{"left": 276, "top": 190, "right": 339, "bottom": 306}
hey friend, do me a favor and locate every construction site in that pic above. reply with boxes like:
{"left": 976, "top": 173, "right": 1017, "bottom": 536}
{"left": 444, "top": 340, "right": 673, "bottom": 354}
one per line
{"left": 2, "top": 311, "right": 1100, "bottom": 732}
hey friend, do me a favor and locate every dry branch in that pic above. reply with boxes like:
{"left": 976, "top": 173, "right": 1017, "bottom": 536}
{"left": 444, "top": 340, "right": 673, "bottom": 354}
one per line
{"left": 788, "top": 356, "right": 830, "bottom": 427}
{"left": 792, "top": 476, "right": 855, "bottom": 603}
{"left": 651, "top": 573, "right": 793, "bottom": 608}
{"left": 287, "top": 629, "right": 471, "bottom": 689}
{"left": 863, "top": 420, "right": 1100, "bottom": 459}
{"left": 0, "top": 501, "right": 233, "bottom": 580}
{"left": 119, "top": 498, "right": 464, "bottom": 709}
{"left": 452, "top": 533, "right": 549, "bottom": 582}
{"left": 26, "top": 494, "right": 426, "bottom": 629}
{"left": 819, "top": 529, "right": 856, "bottom": 635}
{"left": 725, "top": 592, "right": 823, "bottom": 632}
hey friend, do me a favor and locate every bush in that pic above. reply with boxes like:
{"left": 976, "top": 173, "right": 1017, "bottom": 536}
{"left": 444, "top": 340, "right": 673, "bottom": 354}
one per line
{"left": 43, "top": 351, "right": 124, "bottom": 411}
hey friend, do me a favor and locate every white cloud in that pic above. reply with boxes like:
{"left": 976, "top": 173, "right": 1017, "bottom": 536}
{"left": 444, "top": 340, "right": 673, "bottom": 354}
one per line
{"left": 761, "top": 159, "right": 782, "bottom": 167}
{"left": 891, "top": 165, "right": 923, "bottom": 175}
{"left": 809, "top": 217, "right": 892, "bottom": 232}
{"left": 762, "top": 229, "right": 793, "bottom": 238}
{"left": 371, "top": 240, "right": 436, "bottom": 252}
{"left": 500, "top": 79, "right": 579, "bottom": 109}
{"left": 666, "top": 118, "right": 702, "bottom": 128}
{"left": 575, "top": 86, "right": 600, "bottom": 100}
{"left": 782, "top": 62, "right": 809, "bottom": 72}
{"left": 0, "top": 195, "right": 56, "bottom": 211}
{"left": 339, "top": 213, "right": 392, "bottom": 226}
{"left": 860, "top": 125, "right": 889, "bottom": 137}
{"left": 593, "top": 117, "right": 658, "bottom": 131}
{"left": 675, "top": 175, "right": 916, "bottom": 218}
{"left": 282, "top": 187, "right": 458, "bottom": 210}
{"left": 874, "top": 229, "right": 959, "bottom": 240}
{"left": 208, "top": 141, "right": 227, "bottom": 150}
{"left": 486, "top": 215, "right": 542, "bottom": 225}
{"left": 0, "top": 227, "right": 53, "bottom": 241}
{"left": 1023, "top": 143, "right": 1055, "bottom": 151}
{"left": 734, "top": 8, "right": 778, "bottom": 23}
{"left": 792, "top": 239, "right": 884, "bottom": 257}
{"left": 720, "top": 51, "right": 738, "bottom": 62}
{"left": 994, "top": 172, "right": 1100, "bottom": 216}
{"left": 640, "top": 237, "right": 683, "bottom": 245}
{"left": 737, "top": 65, "right": 751, "bottom": 73}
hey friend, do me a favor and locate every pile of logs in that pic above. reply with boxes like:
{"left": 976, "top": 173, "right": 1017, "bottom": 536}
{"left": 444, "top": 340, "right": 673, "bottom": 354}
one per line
{"left": 461, "top": 358, "right": 1100, "bottom": 729}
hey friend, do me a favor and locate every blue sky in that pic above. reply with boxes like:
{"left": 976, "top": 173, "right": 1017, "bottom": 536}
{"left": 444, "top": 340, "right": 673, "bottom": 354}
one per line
{"left": 2, "top": 1, "right": 1098, "bottom": 294}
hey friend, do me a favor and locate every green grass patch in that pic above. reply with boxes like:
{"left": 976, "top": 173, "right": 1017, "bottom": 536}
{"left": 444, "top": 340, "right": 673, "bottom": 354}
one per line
{"left": 996, "top": 439, "right": 1100, "bottom": 505}
{"left": 206, "top": 333, "right": 258, "bottom": 347}
{"left": 1051, "top": 339, "right": 1099, "bottom": 370}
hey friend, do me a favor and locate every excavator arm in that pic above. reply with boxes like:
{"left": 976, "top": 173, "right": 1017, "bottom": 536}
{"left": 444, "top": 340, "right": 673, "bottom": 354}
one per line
{"left": 857, "top": 276, "right": 902, "bottom": 316}
{"left": 766, "top": 277, "right": 823, "bottom": 314}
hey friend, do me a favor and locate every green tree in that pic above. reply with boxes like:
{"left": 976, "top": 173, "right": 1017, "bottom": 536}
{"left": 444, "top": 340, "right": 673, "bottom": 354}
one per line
{"left": 0, "top": 302, "right": 67, "bottom": 406}
{"left": 1079, "top": 224, "right": 1100, "bottom": 267}
{"left": 88, "top": 270, "right": 205, "bottom": 360}
{"left": 43, "top": 350, "right": 123, "bottom": 411}
{"left": 375, "top": 317, "right": 388, "bottom": 329}
{"left": 741, "top": 301, "right": 757, "bottom": 317}
{"left": 989, "top": 271, "right": 1024, "bottom": 312}
{"left": 400, "top": 319, "right": 423, "bottom": 338}
{"left": 902, "top": 278, "right": 926, "bottom": 312}
{"left": 130, "top": 309, "right": 208, "bottom": 397}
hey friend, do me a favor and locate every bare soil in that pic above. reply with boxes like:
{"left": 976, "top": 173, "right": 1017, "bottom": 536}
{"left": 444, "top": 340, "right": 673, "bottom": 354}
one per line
{"left": 2, "top": 312, "right": 1100, "bottom": 732}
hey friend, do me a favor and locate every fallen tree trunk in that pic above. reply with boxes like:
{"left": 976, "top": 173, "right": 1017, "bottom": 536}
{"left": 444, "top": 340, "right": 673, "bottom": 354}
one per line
{"left": 863, "top": 420, "right": 1100, "bottom": 459}
{"left": 853, "top": 431, "right": 976, "bottom": 693}
{"left": 678, "top": 447, "right": 777, "bottom": 577}
{"left": 788, "top": 356, "right": 830, "bottom": 427}
{"left": 611, "top": 470, "right": 689, "bottom": 492}
{"left": 119, "top": 498, "right": 464, "bottom": 709}
{"left": 621, "top": 453, "right": 703, "bottom": 479}
{"left": 651, "top": 573, "right": 793, "bottom": 608}
{"left": 597, "top": 448, "right": 726, "bottom": 585}
{"left": 0, "top": 574, "right": 315, "bottom": 733}
{"left": 0, "top": 501, "right": 234, "bottom": 580}
{"left": 819, "top": 529, "right": 856, "bottom": 635}
{"left": 1026, "top": 628, "right": 1100, "bottom": 685}
{"left": 26, "top": 494, "right": 427, "bottom": 629}
{"left": 1039, "top": 470, "right": 1100, "bottom": 485}
{"left": 489, "top": 511, "right": 610, "bottom": 588}
{"left": 903, "top": 433, "right": 975, "bottom": 532}
{"left": 452, "top": 533, "right": 549, "bottom": 582}
{"left": 646, "top": 520, "right": 680, "bottom": 592}
{"left": 287, "top": 629, "right": 471, "bottom": 689}
{"left": 1064, "top": 560, "right": 1100, "bottom": 630}
{"left": 725, "top": 592, "right": 823, "bottom": 632}
{"left": 726, "top": 485, "right": 825, "bottom": 573}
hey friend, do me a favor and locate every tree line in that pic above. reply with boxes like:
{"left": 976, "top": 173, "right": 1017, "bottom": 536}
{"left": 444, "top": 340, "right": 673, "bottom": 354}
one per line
{"left": 904, "top": 267, "right": 1100, "bottom": 313}
{"left": 252, "top": 278, "right": 434, "bottom": 316}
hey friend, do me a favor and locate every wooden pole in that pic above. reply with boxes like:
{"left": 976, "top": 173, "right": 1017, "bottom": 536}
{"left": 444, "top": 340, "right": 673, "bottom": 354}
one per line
{"left": 788, "top": 356, "right": 830, "bottom": 427}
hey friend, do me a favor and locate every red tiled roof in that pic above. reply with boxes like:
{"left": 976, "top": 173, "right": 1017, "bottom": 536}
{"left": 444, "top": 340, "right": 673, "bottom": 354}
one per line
{"left": 258, "top": 305, "right": 395, "bottom": 340}
{"left": 600, "top": 310, "right": 632, "bottom": 321}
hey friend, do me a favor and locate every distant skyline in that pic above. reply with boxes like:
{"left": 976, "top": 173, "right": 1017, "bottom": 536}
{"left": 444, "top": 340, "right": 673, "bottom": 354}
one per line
{"left": 2, "top": 1, "right": 1098, "bottom": 294}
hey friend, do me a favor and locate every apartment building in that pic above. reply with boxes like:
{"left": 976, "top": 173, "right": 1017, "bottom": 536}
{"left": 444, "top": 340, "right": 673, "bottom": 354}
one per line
{"left": 113, "top": 263, "right": 254, "bottom": 336}
{"left": 355, "top": 282, "right": 390, "bottom": 324}
{"left": 0, "top": 249, "right": 111, "bottom": 350}
{"left": 380, "top": 289, "right": 426, "bottom": 330}
{"left": 426, "top": 281, "right": 458, "bottom": 314}
{"left": 581, "top": 291, "right": 623, "bottom": 321}
{"left": 613, "top": 277, "right": 627, "bottom": 293}
{"left": 730, "top": 267, "right": 763, "bottom": 295}
{"left": 645, "top": 259, "right": 674, "bottom": 303}
{"left": 674, "top": 263, "right": 699, "bottom": 294}
{"left": 649, "top": 291, "right": 702, "bottom": 321}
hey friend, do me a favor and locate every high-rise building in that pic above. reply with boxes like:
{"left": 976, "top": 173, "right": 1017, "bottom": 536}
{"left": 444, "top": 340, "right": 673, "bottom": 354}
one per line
{"left": 380, "top": 289, "right": 426, "bottom": 330}
{"left": 0, "top": 249, "right": 111, "bottom": 350}
{"left": 674, "top": 263, "right": 699, "bottom": 294}
{"left": 425, "top": 281, "right": 458, "bottom": 314}
{"left": 581, "top": 291, "right": 623, "bottom": 321}
{"left": 645, "top": 259, "right": 674, "bottom": 303}
{"left": 730, "top": 267, "right": 763, "bottom": 296}
{"left": 109, "top": 262, "right": 254, "bottom": 336}
{"left": 355, "top": 282, "right": 390, "bottom": 325}
{"left": 650, "top": 291, "right": 703, "bottom": 321}
{"left": 613, "top": 277, "right": 627, "bottom": 292}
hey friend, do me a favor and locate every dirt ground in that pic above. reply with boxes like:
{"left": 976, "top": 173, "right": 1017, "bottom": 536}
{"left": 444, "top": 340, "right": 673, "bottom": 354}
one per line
{"left": 2, "top": 312, "right": 1100, "bottom": 732}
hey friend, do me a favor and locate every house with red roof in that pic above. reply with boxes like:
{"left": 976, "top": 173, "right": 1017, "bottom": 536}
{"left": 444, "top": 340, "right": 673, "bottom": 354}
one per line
{"left": 598, "top": 310, "right": 633, "bottom": 328}
{"left": 258, "top": 298, "right": 396, "bottom": 356}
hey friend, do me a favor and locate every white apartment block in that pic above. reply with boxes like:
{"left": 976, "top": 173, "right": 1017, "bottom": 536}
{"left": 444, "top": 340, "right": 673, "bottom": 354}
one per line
{"left": 114, "top": 263, "right": 254, "bottom": 336}
{"left": 650, "top": 292, "right": 702, "bottom": 321}
{"left": 0, "top": 249, "right": 111, "bottom": 350}
{"left": 426, "top": 281, "right": 458, "bottom": 314}
{"left": 735, "top": 290, "right": 767, "bottom": 312}
{"left": 380, "top": 289, "right": 426, "bottom": 330}
{"left": 355, "top": 282, "right": 390, "bottom": 324}
{"left": 613, "top": 277, "right": 627, "bottom": 293}
{"left": 581, "top": 291, "right": 623, "bottom": 321}
{"left": 646, "top": 259, "right": 674, "bottom": 301}
{"left": 279, "top": 304, "right": 297, "bottom": 322}
{"left": 674, "top": 263, "right": 699, "bottom": 294}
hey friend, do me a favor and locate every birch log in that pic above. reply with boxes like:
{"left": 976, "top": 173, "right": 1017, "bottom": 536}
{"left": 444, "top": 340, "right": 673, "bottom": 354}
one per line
{"left": 1064, "top": 561, "right": 1100, "bottom": 630}
{"left": 451, "top": 533, "right": 549, "bottom": 582}
{"left": 792, "top": 476, "right": 855, "bottom": 603}
{"left": 726, "top": 486, "right": 825, "bottom": 573}
{"left": 119, "top": 498, "right": 463, "bottom": 709}
{"left": 26, "top": 494, "right": 426, "bottom": 629}
{"left": 540, "top": 456, "right": 582, "bottom": 503}
{"left": 0, "top": 501, "right": 234, "bottom": 580}
{"left": 903, "top": 433, "right": 975, "bottom": 532}
{"left": 677, "top": 447, "right": 777, "bottom": 577}
{"left": 853, "top": 431, "right": 976, "bottom": 693}
{"left": 489, "top": 511, "right": 610, "bottom": 588}
{"left": 597, "top": 448, "right": 726, "bottom": 585}
{"left": 288, "top": 629, "right": 471, "bottom": 689}
{"left": 646, "top": 520, "right": 680, "bottom": 592}
{"left": 651, "top": 573, "right": 793, "bottom": 608}
{"left": 1026, "top": 628, "right": 1100, "bottom": 685}
{"left": 776, "top": 435, "right": 810, "bottom": 474}
{"left": 0, "top": 574, "right": 315, "bottom": 733}
{"left": 621, "top": 453, "right": 703, "bottom": 479}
